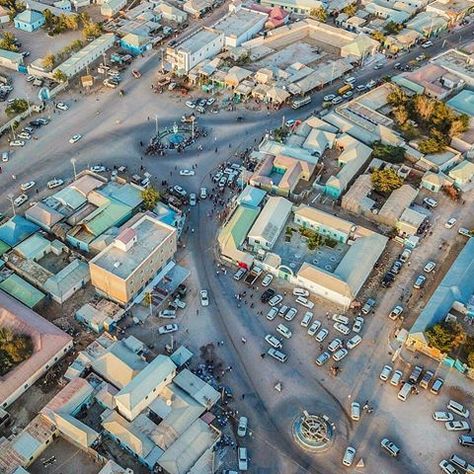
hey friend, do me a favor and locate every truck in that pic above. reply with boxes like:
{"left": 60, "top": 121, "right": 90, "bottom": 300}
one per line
{"left": 244, "top": 265, "right": 263, "bottom": 286}
{"left": 337, "top": 83, "right": 353, "bottom": 95}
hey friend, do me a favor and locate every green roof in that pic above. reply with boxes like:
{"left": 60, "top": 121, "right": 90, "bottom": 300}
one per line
{"left": 0, "top": 240, "right": 11, "bottom": 256}
{"left": 0, "top": 274, "right": 45, "bottom": 308}
{"left": 85, "top": 200, "right": 132, "bottom": 237}
{"left": 218, "top": 205, "right": 260, "bottom": 251}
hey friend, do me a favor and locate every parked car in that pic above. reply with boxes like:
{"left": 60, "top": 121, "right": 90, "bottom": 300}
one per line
{"left": 447, "top": 400, "right": 470, "bottom": 418}
{"left": 185, "top": 100, "right": 195, "bottom": 108}
{"left": 238, "top": 447, "right": 248, "bottom": 471}
{"left": 361, "top": 298, "right": 375, "bottom": 314}
{"left": 307, "top": 321, "right": 321, "bottom": 337}
{"left": 267, "top": 348, "right": 288, "bottom": 363}
{"left": 390, "top": 369, "right": 403, "bottom": 386}
{"left": 295, "top": 296, "right": 314, "bottom": 309}
{"left": 172, "top": 185, "right": 187, "bottom": 198}
{"left": 420, "top": 370, "right": 434, "bottom": 389}
{"left": 47, "top": 178, "right": 64, "bottom": 189}
{"left": 430, "top": 377, "right": 444, "bottom": 395}
{"left": 342, "top": 447, "right": 356, "bottom": 467}
{"left": 284, "top": 307, "right": 298, "bottom": 321}
{"left": 445, "top": 217, "right": 457, "bottom": 229}
{"left": 458, "top": 435, "right": 474, "bottom": 447}
{"left": 328, "top": 338, "right": 342, "bottom": 352}
{"left": 346, "top": 334, "right": 362, "bottom": 349}
{"left": 10, "top": 140, "right": 25, "bottom": 147}
{"left": 158, "top": 324, "right": 178, "bottom": 334}
{"left": 332, "top": 314, "right": 349, "bottom": 325}
{"left": 380, "top": 438, "right": 400, "bottom": 457}
{"left": 323, "top": 94, "right": 336, "bottom": 101}
{"left": 200, "top": 289, "right": 209, "bottom": 306}
{"left": 276, "top": 323, "right": 292, "bottom": 339}
{"left": 300, "top": 311, "right": 313, "bottom": 327}
{"left": 351, "top": 402, "right": 360, "bottom": 421}
{"left": 389, "top": 305, "right": 404, "bottom": 320}
{"left": 432, "top": 412, "right": 454, "bottom": 422}
{"left": 334, "top": 322, "right": 350, "bottom": 335}
{"left": 56, "top": 102, "right": 69, "bottom": 111}
{"left": 408, "top": 365, "right": 423, "bottom": 384}
{"left": 20, "top": 181, "right": 35, "bottom": 191}
{"left": 423, "top": 197, "right": 438, "bottom": 208}
{"left": 459, "top": 227, "right": 471, "bottom": 237}
{"left": 261, "top": 274, "right": 273, "bottom": 287}
{"left": 237, "top": 417, "right": 248, "bottom": 437}
{"left": 413, "top": 274, "right": 426, "bottom": 289}
{"left": 90, "top": 165, "right": 106, "bottom": 173}
{"left": 352, "top": 316, "right": 364, "bottom": 333}
{"left": 315, "top": 352, "right": 330, "bottom": 366}
{"left": 265, "top": 334, "right": 282, "bottom": 349}
{"left": 266, "top": 307, "right": 278, "bottom": 321}
{"left": 446, "top": 421, "right": 471, "bottom": 432}
{"left": 439, "top": 460, "right": 460, "bottom": 474}
{"left": 333, "top": 348, "right": 348, "bottom": 361}
{"left": 14, "top": 194, "right": 28, "bottom": 207}
{"left": 424, "top": 261, "right": 436, "bottom": 273}
{"left": 379, "top": 365, "right": 393, "bottom": 381}
{"left": 261, "top": 288, "right": 275, "bottom": 303}
{"left": 293, "top": 287, "right": 309, "bottom": 297}
{"left": 268, "top": 294, "right": 283, "bottom": 306}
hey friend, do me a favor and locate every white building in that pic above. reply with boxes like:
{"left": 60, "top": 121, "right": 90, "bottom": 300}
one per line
{"left": 166, "top": 28, "right": 224, "bottom": 74}
{"left": 53, "top": 33, "right": 115, "bottom": 78}
{"left": 101, "top": 0, "right": 127, "bottom": 17}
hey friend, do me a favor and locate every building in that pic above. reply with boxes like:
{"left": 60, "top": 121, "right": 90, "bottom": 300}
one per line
{"left": 0, "top": 5, "right": 11, "bottom": 23}
{"left": 89, "top": 214, "right": 177, "bottom": 305}
{"left": 426, "top": 0, "right": 474, "bottom": 26}
{"left": 75, "top": 299, "right": 125, "bottom": 333}
{"left": 247, "top": 196, "right": 293, "bottom": 250}
{"left": 447, "top": 89, "right": 474, "bottom": 116}
{"left": 407, "top": 238, "right": 474, "bottom": 358}
{"left": 421, "top": 171, "right": 447, "bottom": 192}
{"left": 154, "top": 1, "right": 188, "bottom": 23}
{"left": 212, "top": 4, "right": 267, "bottom": 47}
{"left": 167, "top": 28, "right": 224, "bottom": 74}
{"left": 384, "top": 29, "right": 422, "bottom": 53}
{"left": 260, "top": 0, "right": 323, "bottom": 14}
{"left": 0, "top": 292, "right": 73, "bottom": 408}
{"left": 183, "top": 0, "right": 213, "bottom": 17}
{"left": 114, "top": 355, "right": 177, "bottom": 420}
{"left": 0, "top": 215, "right": 39, "bottom": 249}
{"left": 376, "top": 184, "right": 418, "bottom": 227}
{"left": 449, "top": 160, "right": 474, "bottom": 189}
{"left": 101, "top": 0, "right": 126, "bottom": 16}
{"left": 53, "top": 33, "right": 115, "bottom": 78}
{"left": 120, "top": 32, "right": 152, "bottom": 55}
{"left": 14, "top": 9, "right": 45, "bottom": 32}
{"left": 430, "top": 48, "right": 474, "bottom": 87}
{"left": 0, "top": 49, "right": 24, "bottom": 71}
{"left": 397, "top": 207, "right": 427, "bottom": 236}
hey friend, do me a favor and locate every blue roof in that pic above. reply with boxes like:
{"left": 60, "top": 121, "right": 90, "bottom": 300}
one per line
{"left": 99, "top": 182, "right": 143, "bottom": 209}
{"left": 0, "top": 216, "right": 39, "bottom": 247}
{"left": 447, "top": 90, "right": 474, "bottom": 118}
{"left": 236, "top": 186, "right": 267, "bottom": 209}
{"left": 410, "top": 238, "right": 474, "bottom": 337}
{"left": 15, "top": 9, "right": 44, "bottom": 24}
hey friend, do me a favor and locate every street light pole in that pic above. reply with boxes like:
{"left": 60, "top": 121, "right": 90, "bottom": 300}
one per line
{"left": 7, "top": 194, "right": 15, "bottom": 216}
{"left": 70, "top": 158, "right": 77, "bottom": 180}
{"left": 155, "top": 114, "right": 159, "bottom": 136}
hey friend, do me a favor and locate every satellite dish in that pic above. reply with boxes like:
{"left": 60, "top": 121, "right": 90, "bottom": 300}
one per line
{"left": 38, "top": 87, "right": 51, "bottom": 101}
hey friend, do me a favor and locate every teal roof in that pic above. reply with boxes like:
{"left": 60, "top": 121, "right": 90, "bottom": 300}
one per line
{"left": 15, "top": 9, "right": 44, "bottom": 24}
{"left": 85, "top": 199, "right": 132, "bottom": 236}
{"left": 218, "top": 205, "right": 260, "bottom": 250}
{"left": 0, "top": 216, "right": 39, "bottom": 247}
{"left": 236, "top": 186, "right": 267, "bottom": 209}
{"left": 0, "top": 240, "right": 11, "bottom": 256}
{"left": 99, "top": 183, "right": 143, "bottom": 208}
{"left": 53, "top": 187, "right": 87, "bottom": 210}
{"left": 0, "top": 274, "right": 45, "bottom": 308}
{"left": 14, "top": 233, "right": 50, "bottom": 260}
{"left": 447, "top": 90, "right": 474, "bottom": 118}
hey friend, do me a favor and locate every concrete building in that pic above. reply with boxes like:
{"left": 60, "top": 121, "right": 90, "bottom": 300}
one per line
{"left": 260, "top": 0, "right": 323, "bottom": 14}
{"left": 449, "top": 160, "right": 474, "bottom": 189}
{"left": 183, "top": 0, "right": 213, "bottom": 17}
{"left": 431, "top": 49, "right": 474, "bottom": 87}
{"left": 101, "top": 0, "right": 126, "bottom": 16}
{"left": 397, "top": 207, "right": 427, "bottom": 236}
{"left": 120, "top": 32, "right": 152, "bottom": 55}
{"left": 212, "top": 4, "right": 267, "bottom": 47}
{"left": 13, "top": 9, "right": 45, "bottom": 32}
{"left": 0, "top": 292, "right": 73, "bottom": 409}
{"left": 75, "top": 299, "right": 125, "bottom": 333}
{"left": 154, "top": 1, "right": 188, "bottom": 23}
{"left": 166, "top": 28, "right": 224, "bottom": 74}
{"left": 89, "top": 214, "right": 177, "bottom": 305}
{"left": 406, "top": 11, "right": 448, "bottom": 36}
{"left": 426, "top": 0, "right": 474, "bottom": 26}
{"left": 0, "top": 49, "right": 24, "bottom": 71}
{"left": 247, "top": 196, "right": 293, "bottom": 250}
{"left": 407, "top": 238, "right": 474, "bottom": 359}
{"left": 114, "top": 355, "right": 177, "bottom": 421}
{"left": 53, "top": 33, "right": 115, "bottom": 78}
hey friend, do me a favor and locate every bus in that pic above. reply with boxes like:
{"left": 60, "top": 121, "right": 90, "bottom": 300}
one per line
{"left": 291, "top": 96, "right": 311, "bottom": 109}
{"left": 337, "top": 84, "right": 353, "bottom": 95}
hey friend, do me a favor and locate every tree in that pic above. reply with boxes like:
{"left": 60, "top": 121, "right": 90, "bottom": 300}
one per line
{"left": 413, "top": 94, "right": 435, "bottom": 121}
{"left": 387, "top": 85, "right": 407, "bottom": 107}
{"left": 82, "top": 20, "right": 102, "bottom": 39}
{"left": 310, "top": 6, "right": 327, "bottom": 22}
{"left": 418, "top": 137, "right": 446, "bottom": 154}
{"left": 442, "top": 184, "right": 460, "bottom": 201}
{"left": 468, "top": 352, "right": 474, "bottom": 369}
{"left": 0, "top": 327, "right": 33, "bottom": 376}
{"left": 371, "top": 30, "right": 386, "bottom": 43}
{"left": 342, "top": 3, "right": 357, "bottom": 16}
{"left": 384, "top": 21, "right": 403, "bottom": 35}
{"left": 0, "top": 0, "right": 21, "bottom": 14}
{"left": 42, "top": 52, "right": 56, "bottom": 69}
{"left": 449, "top": 117, "right": 469, "bottom": 138}
{"left": 0, "top": 32, "right": 18, "bottom": 52}
{"left": 371, "top": 168, "right": 403, "bottom": 194}
{"left": 53, "top": 69, "right": 67, "bottom": 82}
{"left": 426, "top": 321, "right": 463, "bottom": 353}
{"left": 142, "top": 186, "right": 160, "bottom": 210}
{"left": 393, "top": 106, "right": 408, "bottom": 126}
{"left": 371, "top": 142, "right": 406, "bottom": 164}
{"left": 5, "top": 98, "right": 29, "bottom": 116}
{"left": 59, "top": 13, "right": 79, "bottom": 30}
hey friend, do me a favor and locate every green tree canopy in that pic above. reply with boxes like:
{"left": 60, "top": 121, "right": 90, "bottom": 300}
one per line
{"left": 142, "top": 186, "right": 160, "bottom": 210}
{"left": 6, "top": 98, "right": 29, "bottom": 117}
{"left": 425, "top": 321, "right": 463, "bottom": 354}
{"left": 310, "top": 6, "right": 327, "bottom": 22}
{"left": 371, "top": 168, "right": 403, "bottom": 194}
{"left": 0, "top": 328, "right": 33, "bottom": 376}
{"left": 371, "top": 142, "right": 406, "bottom": 164}
{"left": 0, "top": 32, "right": 18, "bottom": 52}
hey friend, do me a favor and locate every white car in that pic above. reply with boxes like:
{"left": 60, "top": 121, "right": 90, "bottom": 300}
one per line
{"left": 172, "top": 185, "right": 187, "bottom": 198}
{"left": 20, "top": 181, "right": 35, "bottom": 191}
{"left": 2, "top": 151, "right": 9, "bottom": 162}
{"left": 351, "top": 402, "right": 360, "bottom": 421}
{"left": 179, "top": 169, "right": 195, "bottom": 176}
{"left": 423, "top": 197, "right": 438, "bottom": 208}
{"left": 268, "top": 294, "right": 283, "bottom": 306}
{"left": 265, "top": 334, "right": 282, "bottom": 349}
{"left": 352, "top": 316, "right": 364, "bottom": 333}
{"left": 333, "top": 322, "right": 350, "bottom": 335}
{"left": 346, "top": 334, "right": 362, "bottom": 349}
{"left": 300, "top": 311, "right": 313, "bottom": 327}
{"left": 69, "top": 134, "right": 82, "bottom": 144}
{"left": 328, "top": 338, "right": 342, "bottom": 352}
{"left": 56, "top": 102, "right": 69, "bottom": 111}
{"left": 189, "top": 193, "right": 197, "bottom": 206}
{"left": 315, "top": 328, "right": 329, "bottom": 342}
{"left": 238, "top": 447, "right": 248, "bottom": 471}
{"left": 200, "top": 187, "right": 207, "bottom": 199}
{"left": 261, "top": 274, "right": 273, "bottom": 287}
{"left": 332, "top": 314, "right": 349, "bottom": 325}
{"left": 90, "top": 165, "right": 106, "bottom": 173}
{"left": 333, "top": 348, "right": 348, "bottom": 361}
{"left": 237, "top": 416, "right": 248, "bottom": 437}
{"left": 158, "top": 324, "right": 178, "bottom": 335}
{"left": 433, "top": 412, "right": 454, "bottom": 422}
{"left": 200, "top": 289, "right": 209, "bottom": 306}
{"left": 307, "top": 321, "right": 321, "bottom": 336}
{"left": 344, "top": 76, "right": 356, "bottom": 84}
{"left": 185, "top": 100, "right": 195, "bottom": 108}
{"left": 389, "top": 305, "right": 404, "bottom": 320}
{"left": 47, "top": 178, "right": 64, "bottom": 189}
{"left": 266, "top": 307, "right": 278, "bottom": 321}
{"left": 446, "top": 421, "right": 471, "bottom": 432}
{"left": 366, "top": 80, "right": 377, "bottom": 89}
{"left": 423, "top": 261, "right": 436, "bottom": 273}
{"left": 379, "top": 365, "right": 393, "bottom": 381}
{"left": 324, "top": 94, "right": 336, "bottom": 102}
{"left": 14, "top": 194, "right": 28, "bottom": 207}
{"left": 284, "top": 307, "right": 298, "bottom": 321}
{"left": 295, "top": 296, "right": 314, "bottom": 309}
{"left": 207, "top": 97, "right": 216, "bottom": 106}
{"left": 422, "top": 40, "right": 433, "bottom": 48}
{"left": 293, "top": 287, "right": 309, "bottom": 297}
{"left": 10, "top": 140, "right": 25, "bottom": 147}
{"left": 390, "top": 369, "right": 403, "bottom": 386}
{"left": 439, "top": 460, "right": 460, "bottom": 474}
{"left": 445, "top": 217, "right": 457, "bottom": 229}
{"left": 342, "top": 447, "right": 356, "bottom": 467}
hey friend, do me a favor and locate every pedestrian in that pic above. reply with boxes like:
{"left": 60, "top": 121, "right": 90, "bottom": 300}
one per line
{"left": 260, "top": 353, "right": 265, "bottom": 358}
{"left": 241, "top": 337, "right": 247, "bottom": 344}
{"left": 242, "top": 394, "right": 245, "bottom": 400}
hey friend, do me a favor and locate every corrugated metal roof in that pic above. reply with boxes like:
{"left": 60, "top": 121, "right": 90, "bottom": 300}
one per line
{"left": 0, "top": 216, "right": 39, "bottom": 248}
{"left": 0, "top": 274, "right": 45, "bottom": 308}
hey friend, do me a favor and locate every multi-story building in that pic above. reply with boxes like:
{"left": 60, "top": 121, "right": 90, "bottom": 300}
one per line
{"left": 89, "top": 214, "right": 177, "bottom": 305}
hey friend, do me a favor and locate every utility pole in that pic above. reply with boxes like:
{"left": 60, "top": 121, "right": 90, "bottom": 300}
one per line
{"left": 70, "top": 158, "right": 77, "bottom": 180}
{"left": 7, "top": 194, "right": 15, "bottom": 216}
{"left": 191, "top": 118, "right": 195, "bottom": 139}
{"left": 155, "top": 114, "right": 159, "bottom": 136}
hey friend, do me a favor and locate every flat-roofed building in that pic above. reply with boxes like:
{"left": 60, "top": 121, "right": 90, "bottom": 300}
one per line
{"left": 90, "top": 214, "right": 177, "bottom": 305}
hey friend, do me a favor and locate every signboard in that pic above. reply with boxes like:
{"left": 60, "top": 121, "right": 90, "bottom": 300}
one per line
{"left": 81, "top": 75, "right": 94, "bottom": 88}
